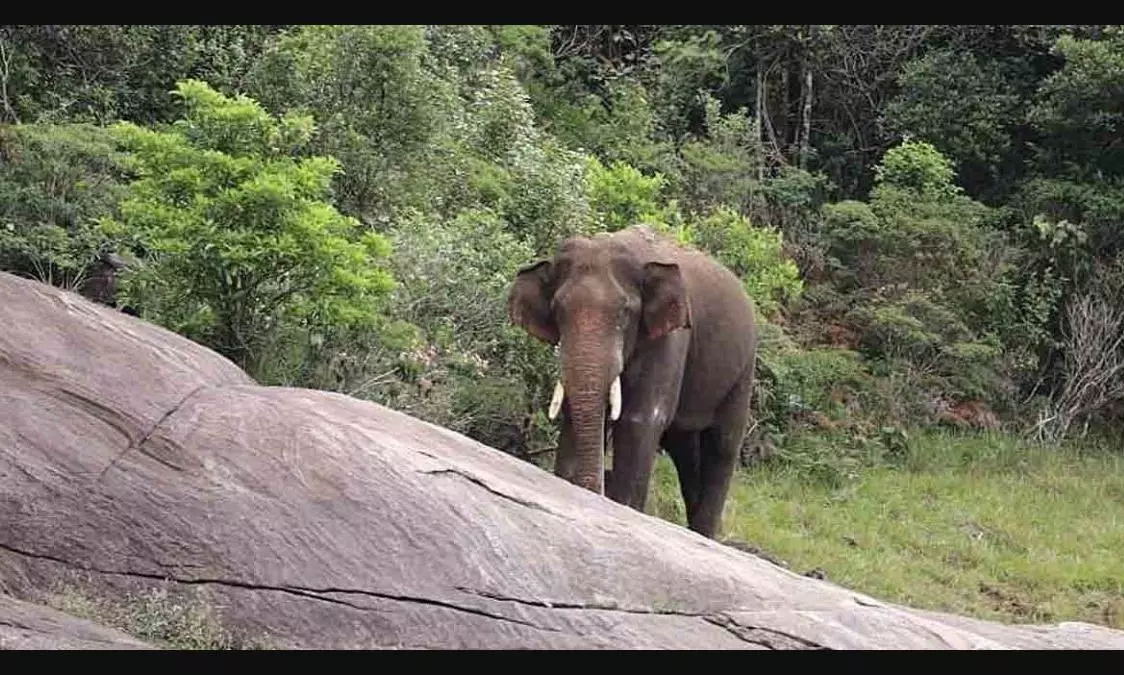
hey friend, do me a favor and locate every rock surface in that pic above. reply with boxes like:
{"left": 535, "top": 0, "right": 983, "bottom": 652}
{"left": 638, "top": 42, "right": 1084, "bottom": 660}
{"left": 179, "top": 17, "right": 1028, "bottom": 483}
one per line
{"left": 0, "top": 593, "right": 153, "bottom": 649}
{"left": 2, "top": 270, "right": 1123, "bottom": 650}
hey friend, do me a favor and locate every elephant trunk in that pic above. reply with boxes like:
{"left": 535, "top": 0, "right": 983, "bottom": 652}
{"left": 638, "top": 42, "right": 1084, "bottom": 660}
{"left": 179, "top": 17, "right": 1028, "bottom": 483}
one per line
{"left": 551, "top": 326, "right": 622, "bottom": 495}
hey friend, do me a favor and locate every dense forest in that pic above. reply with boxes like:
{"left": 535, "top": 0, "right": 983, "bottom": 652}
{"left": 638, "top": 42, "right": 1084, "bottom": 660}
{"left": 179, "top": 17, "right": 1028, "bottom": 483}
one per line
{"left": 3, "top": 24, "right": 1124, "bottom": 475}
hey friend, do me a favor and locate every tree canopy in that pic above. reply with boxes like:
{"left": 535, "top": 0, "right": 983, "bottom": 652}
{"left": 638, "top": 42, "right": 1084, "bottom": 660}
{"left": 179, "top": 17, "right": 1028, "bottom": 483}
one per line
{"left": 3, "top": 23, "right": 1124, "bottom": 456}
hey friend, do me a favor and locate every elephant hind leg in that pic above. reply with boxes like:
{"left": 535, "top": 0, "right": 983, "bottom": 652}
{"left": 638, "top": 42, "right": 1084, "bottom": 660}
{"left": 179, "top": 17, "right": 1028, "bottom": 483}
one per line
{"left": 690, "top": 365, "right": 755, "bottom": 539}
{"left": 662, "top": 428, "right": 702, "bottom": 524}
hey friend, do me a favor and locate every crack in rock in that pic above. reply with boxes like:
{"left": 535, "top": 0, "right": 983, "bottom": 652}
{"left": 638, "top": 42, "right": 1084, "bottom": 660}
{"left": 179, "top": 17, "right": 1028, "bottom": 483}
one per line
{"left": 3, "top": 543, "right": 827, "bottom": 647}
{"left": 97, "top": 384, "right": 208, "bottom": 480}
{"left": 421, "top": 467, "right": 565, "bottom": 517}
{"left": 456, "top": 586, "right": 714, "bottom": 617}
{"left": 458, "top": 587, "right": 827, "bottom": 649}
{"left": 0, "top": 542, "right": 555, "bottom": 633}
{"left": 703, "top": 614, "right": 828, "bottom": 650}
{"left": 50, "top": 388, "right": 138, "bottom": 447}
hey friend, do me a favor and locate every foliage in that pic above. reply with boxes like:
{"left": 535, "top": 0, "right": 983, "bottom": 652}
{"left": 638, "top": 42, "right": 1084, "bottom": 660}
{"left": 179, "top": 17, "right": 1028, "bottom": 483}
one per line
{"left": 585, "top": 155, "right": 674, "bottom": 231}
{"left": 648, "top": 430, "right": 1124, "bottom": 629}
{"left": 0, "top": 25, "right": 282, "bottom": 125}
{"left": 883, "top": 49, "right": 1021, "bottom": 198}
{"left": 754, "top": 343, "right": 874, "bottom": 442}
{"left": 0, "top": 122, "right": 125, "bottom": 288}
{"left": 872, "top": 139, "right": 962, "bottom": 201}
{"left": 8, "top": 23, "right": 1124, "bottom": 455}
{"left": 790, "top": 140, "right": 1031, "bottom": 428}
{"left": 677, "top": 93, "right": 764, "bottom": 213}
{"left": 348, "top": 207, "right": 561, "bottom": 455}
{"left": 245, "top": 25, "right": 450, "bottom": 224}
{"left": 677, "top": 206, "right": 803, "bottom": 317}
{"left": 1029, "top": 30, "right": 1124, "bottom": 181}
{"left": 244, "top": 25, "right": 593, "bottom": 257}
{"left": 99, "top": 79, "right": 395, "bottom": 376}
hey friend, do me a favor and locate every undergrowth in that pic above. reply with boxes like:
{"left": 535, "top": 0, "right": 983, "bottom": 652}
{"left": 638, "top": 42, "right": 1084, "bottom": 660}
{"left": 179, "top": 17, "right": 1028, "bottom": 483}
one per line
{"left": 648, "top": 429, "right": 1124, "bottom": 629}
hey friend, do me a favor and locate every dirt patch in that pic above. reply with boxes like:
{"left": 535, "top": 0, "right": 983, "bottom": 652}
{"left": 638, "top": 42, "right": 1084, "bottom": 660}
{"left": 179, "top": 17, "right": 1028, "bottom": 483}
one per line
{"left": 979, "top": 583, "right": 1040, "bottom": 621}
{"left": 939, "top": 400, "right": 1001, "bottom": 430}
{"left": 721, "top": 538, "right": 792, "bottom": 570}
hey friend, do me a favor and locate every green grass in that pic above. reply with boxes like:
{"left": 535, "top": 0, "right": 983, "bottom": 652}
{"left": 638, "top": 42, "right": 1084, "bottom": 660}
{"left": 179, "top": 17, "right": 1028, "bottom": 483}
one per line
{"left": 46, "top": 583, "right": 270, "bottom": 649}
{"left": 647, "top": 430, "right": 1124, "bottom": 629}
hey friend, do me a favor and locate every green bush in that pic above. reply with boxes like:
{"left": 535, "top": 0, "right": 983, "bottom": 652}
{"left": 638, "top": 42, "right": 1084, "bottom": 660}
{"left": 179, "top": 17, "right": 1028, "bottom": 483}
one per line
{"left": 883, "top": 50, "right": 1020, "bottom": 193}
{"left": 246, "top": 25, "right": 452, "bottom": 224}
{"left": 0, "top": 123, "right": 126, "bottom": 289}
{"left": 245, "top": 25, "right": 594, "bottom": 258}
{"left": 852, "top": 291, "right": 1006, "bottom": 408}
{"left": 677, "top": 206, "right": 803, "bottom": 317}
{"left": 765, "top": 347, "right": 871, "bottom": 421}
{"left": 100, "top": 80, "right": 395, "bottom": 378}
{"left": 799, "top": 141, "right": 1026, "bottom": 426}
{"left": 585, "top": 156, "right": 670, "bottom": 231}
{"left": 371, "top": 208, "right": 558, "bottom": 454}
{"left": 873, "top": 139, "right": 962, "bottom": 202}
{"left": 677, "top": 93, "right": 763, "bottom": 213}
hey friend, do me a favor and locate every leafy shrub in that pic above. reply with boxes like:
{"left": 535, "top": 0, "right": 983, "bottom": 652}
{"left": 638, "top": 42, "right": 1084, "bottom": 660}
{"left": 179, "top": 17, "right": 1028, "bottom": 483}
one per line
{"left": 585, "top": 156, "right": 675, "bottom": 231}
{"left": 370, "top": 208, "right": 558, "bottom": 455}
{"left": 1028, "top": 31, "right": 1124, "bottom": 182}
{"left": 499, "top": 133, "right": 593, "bottom": 255}
{"left": 246, "top": 25, "right": 593, "bottom": 258}
{"left": 852, "top": 291, "right": 1006, "bottom": 405}
{"left": 0, "top": 123, "right": 126, "bottom": 289}
{"left": 794, "top": 139, "right": 1030, "bottom": 428}
{"left": 0, "top": 25, "right": 281, "bottom": 127}
{"left": 677, "top": 206, "right": 803, "bottom": 317}
{"left": 873, "top": 139, "right": 961, "bottom": 201}
{"left": 765, "top": 347, "right": 872, "bottom": 422}
{"left": 247, "top": 25, "right": 452, "bottom": 225}
{"left": 820, "top": 199, "right": 882, "bottom": 289}
{"left": 100, "top": 80, "right": 395, "bottom": 378}
{"left": 883, "top": 49, "right": 1021, "bottom": 197}
{"left": 677, "top": 93, "right": 763, "bottom": 213}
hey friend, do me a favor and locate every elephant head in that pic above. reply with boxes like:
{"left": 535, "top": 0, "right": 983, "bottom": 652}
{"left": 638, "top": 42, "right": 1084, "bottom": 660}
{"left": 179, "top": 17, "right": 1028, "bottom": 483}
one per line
{"left": 508, "top": 233, "right": 692, "bottom": 495}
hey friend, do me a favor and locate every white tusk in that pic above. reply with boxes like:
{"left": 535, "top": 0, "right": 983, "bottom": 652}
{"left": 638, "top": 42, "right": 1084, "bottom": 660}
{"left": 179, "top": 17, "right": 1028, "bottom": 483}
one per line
{"left": 548, "top": 380, "right": 565, "bottom": 420}
{"left": 609, "top": 376, "right": 622, "bottom": 421}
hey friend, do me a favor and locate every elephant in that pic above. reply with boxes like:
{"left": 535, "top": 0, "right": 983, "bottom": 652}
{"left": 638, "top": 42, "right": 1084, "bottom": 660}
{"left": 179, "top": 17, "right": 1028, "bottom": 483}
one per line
{"left": 507, "top": 224, "right": 758, "bottom": 539}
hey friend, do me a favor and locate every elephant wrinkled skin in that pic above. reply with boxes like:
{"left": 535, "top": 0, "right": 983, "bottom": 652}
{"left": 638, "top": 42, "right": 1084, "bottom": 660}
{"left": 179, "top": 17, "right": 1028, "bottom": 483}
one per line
{"left": 508, "top": 224, "right": 758, "bottom": 539}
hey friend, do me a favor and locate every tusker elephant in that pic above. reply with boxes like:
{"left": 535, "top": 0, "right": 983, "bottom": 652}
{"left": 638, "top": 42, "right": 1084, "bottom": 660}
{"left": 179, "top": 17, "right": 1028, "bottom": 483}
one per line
{"left": 507, "top": 224, "right": 758, "bottom": 539}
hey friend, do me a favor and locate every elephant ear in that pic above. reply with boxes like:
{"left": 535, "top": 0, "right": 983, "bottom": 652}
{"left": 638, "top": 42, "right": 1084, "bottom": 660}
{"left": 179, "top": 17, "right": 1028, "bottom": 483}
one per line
{"left": 641, "top": 261, "right": 691, "bottom": 340}
{"left": 508, "top": 260, "right": 559, "bottom": 345}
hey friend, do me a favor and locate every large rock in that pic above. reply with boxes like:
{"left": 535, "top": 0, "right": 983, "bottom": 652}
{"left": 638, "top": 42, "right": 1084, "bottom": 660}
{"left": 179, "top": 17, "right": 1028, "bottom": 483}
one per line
{"left": 0, "top": 593, "right": 154, "bottom": 650}
{"left": 1, "top": 270, "right": 1123, "bottom": 650}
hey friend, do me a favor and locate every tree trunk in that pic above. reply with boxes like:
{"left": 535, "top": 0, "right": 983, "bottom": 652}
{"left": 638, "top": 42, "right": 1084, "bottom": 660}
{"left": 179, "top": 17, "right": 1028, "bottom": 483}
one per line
{"left": 799, "top": 64, "right": 813, "bottom": 170}
{"left": 779, "top": 60, "right": 790, "bottom": 159}
{"left": 755, "top": 64, "right": 765, "bottom": 181}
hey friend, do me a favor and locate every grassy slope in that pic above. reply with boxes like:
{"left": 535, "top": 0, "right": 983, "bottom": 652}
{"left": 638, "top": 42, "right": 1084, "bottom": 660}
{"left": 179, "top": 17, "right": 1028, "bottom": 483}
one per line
{"left": 647, "top": 430, "right": 1124, "bottom": 629}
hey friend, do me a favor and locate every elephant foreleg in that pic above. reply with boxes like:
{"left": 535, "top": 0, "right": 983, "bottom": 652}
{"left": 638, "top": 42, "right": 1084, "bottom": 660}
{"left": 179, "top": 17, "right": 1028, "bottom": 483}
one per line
{"left": 609, "top": 329, "right": 689, "bottom": 512}
{"left": 690, "top": 365, "right": 754, "bottom": 539}
{"left": 605, "top": 419, "right": 664, "bottom": 512}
